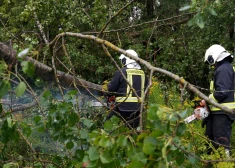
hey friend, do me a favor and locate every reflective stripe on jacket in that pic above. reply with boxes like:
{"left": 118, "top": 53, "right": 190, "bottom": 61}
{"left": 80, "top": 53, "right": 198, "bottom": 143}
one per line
{"left": 108, "top": 67, "right": 148, "bottom": 112}
{"left": 209, "top": 61, "right": 235, "bottom": 117}
{"left": 210, "top": 102, "right": 235, "bottom": 111}
{"left": 210, "top": 79, "right": 235, "bottom": 111}
{"left": 116, "top": 69, "right": 145, "bottom": 103}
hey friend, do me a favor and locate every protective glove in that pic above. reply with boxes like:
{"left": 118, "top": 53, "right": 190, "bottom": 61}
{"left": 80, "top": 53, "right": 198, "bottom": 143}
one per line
{"left": 102, "top": 80, "right": 109, "bottom": 92}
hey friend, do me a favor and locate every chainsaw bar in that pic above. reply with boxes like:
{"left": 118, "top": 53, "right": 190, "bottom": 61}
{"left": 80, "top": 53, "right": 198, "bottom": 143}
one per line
{"left": 184, "top": 106, "right": 209, "bottom": 124}
{"left": 184, "top": 114, "right": 196, "bottom": 124}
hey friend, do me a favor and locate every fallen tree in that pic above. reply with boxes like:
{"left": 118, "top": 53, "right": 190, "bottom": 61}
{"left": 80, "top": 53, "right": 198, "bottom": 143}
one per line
{"left": 0, "top": 34, "right": 234, "bottom": 116}
{"left": 0, "top": 42, "right": 102, "bottom": 94}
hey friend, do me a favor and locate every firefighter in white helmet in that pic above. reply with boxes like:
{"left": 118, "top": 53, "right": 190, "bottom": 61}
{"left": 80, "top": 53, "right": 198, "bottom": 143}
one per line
{"left": 203, "top": 44, "right": 234, "bottom": 157}
{"left": 105, "top": 49, "right": 148, "bottom": 129}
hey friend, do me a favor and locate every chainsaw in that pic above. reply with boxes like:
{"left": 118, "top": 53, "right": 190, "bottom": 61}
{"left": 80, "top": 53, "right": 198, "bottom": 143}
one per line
{"left": 184, "top": 100, "right": 209, "bottom": 124}
{"left": 106, "top": 95, "right": 116, "bottom": 110}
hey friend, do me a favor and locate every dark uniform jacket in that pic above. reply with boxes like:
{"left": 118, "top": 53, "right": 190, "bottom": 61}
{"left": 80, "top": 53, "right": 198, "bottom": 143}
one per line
{"left": 212, "top": 59, "right": 235, "bottom": 119}
{"left": 108, "top": 67, "right": 148, "bottom": 112}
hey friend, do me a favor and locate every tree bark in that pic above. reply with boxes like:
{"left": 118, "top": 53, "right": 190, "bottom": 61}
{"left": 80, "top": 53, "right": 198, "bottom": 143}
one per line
{"left": 0, "top": 42, "right": 103, "bottom": 95}
{"left": 146, "top": 0, "right": 154, "bottom": 18}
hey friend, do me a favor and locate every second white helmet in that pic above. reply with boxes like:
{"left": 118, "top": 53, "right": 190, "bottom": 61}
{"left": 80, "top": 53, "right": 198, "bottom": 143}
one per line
{"left": 204, "top": 44, "right": 231, "bottom": 65}
{"left": 119, "top": 49, "right": 138, "bottom": 66}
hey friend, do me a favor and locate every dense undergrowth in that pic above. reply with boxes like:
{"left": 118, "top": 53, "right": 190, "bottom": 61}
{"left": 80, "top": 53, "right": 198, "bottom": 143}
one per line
{"left": 0, "top": 76, "right": 234, "bottom": 168}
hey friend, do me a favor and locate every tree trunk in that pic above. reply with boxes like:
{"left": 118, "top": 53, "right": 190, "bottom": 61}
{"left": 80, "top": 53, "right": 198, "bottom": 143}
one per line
{"left": 146, "top": 0, "right": 154, "bottom": 18}
{"left": 0, "top": 42, "right": 103, "bottom": 95}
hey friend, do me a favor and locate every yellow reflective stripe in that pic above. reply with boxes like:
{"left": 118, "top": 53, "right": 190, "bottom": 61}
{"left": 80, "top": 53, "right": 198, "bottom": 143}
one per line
{"left": 126, "top": 70, "right": 132, "bottom": 97}
{"left": 209, "top": 94, "right": 217, "bottom": 102}
{"left": 209, "top": 67, "right": 235, "bottom": 111}
{"left": 234, "top": 67, "right": 235, "bottom": 98}
{"left": 117, "top": 69, "right": 145, "bottom": 103}
{"left": 210, "top": 80, "right": 214, "bottom": 93}
{"left": 141, "top": 73, "right": 145, "bottom": 99}
{"left": 210, "top": 102, "right": 235, "bottom": 111}
{"left": 116, "top": 97, "right": 142, "bottom": 102}
{"left": 126, "top": 69, "right": 145, "bottom": 75}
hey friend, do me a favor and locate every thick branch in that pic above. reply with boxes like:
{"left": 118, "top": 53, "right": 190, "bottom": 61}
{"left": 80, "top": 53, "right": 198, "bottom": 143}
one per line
{"left": 50, "top": 32, "right": 235, "bottom": 115}
{"left": 0, "top": 42, "right": 102, "bottom": 95}
{"left": 1, "top": 31, "right": 234, "bottom": 115}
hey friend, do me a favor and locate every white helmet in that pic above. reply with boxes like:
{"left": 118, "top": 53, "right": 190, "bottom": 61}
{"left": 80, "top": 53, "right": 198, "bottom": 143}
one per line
{"left": 204, "top": 44, "right": 231, "bottom": 65}
{"left": 119, "top": 50, "right": 141, "bottom": 69}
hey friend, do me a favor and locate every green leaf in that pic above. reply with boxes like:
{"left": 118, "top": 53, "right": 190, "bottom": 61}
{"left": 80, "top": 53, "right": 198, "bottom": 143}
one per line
{"left": 209, "top": 8, "right": 217, "bottom": 16}
{"left": 89, "top": 131, "right": 100, "bottom": 141}
{"left": 147, "top": 104, "right": 159, "bottom": 121}
{"left": 20, "top": 122, "right": 32, "bottom": 137}
{"left": 7, "top": 117, "right": 12, "bottom": 128}
{"left": 66, "top": 90, "right": 78, "bottom": 97}
{"left": 43, "top": 90, "right": 52, "bottom": 98}
{"left": 178, "top": 109, "right": 189, "bottom": 119}
{"left": 88, "top": 146, "right": 99, "bottom": 161}
{"left": 157, "top": 107, "right": 172, "bottom": 120}
{"left": 176, "top": 123, "right": 186, "bottom": 136}
{"left": 0, "top": 80, "right": 10, "bottom": 97}
{"left": 151, "top": 130, "right": 164, "bottom": 137}
{"left": 52, "top": 156, "right": 62, "bottom": 165}
{"left": 100, "top": 151, "right": 113, "bottom": 163}
{"left": 80, "top": 129, "right": 88, "bottom": 139}
{"left": 132, "top": 152, "right": 147, "bottom": 164}
{"left": 117, "top": 135, "right": 127, "bottom": 147}
{"left": 188, "top": 155, "right": 196, "bottom": 164}
{"left": 68, "top": 112, "right": 79, "bottom": 126}
{"left": 37, "top": 125, "right": 46, "bottom": 132}
{"left": 3, "top": 163, "right": 19, "bottom": 168}
{"left": 83, "top": 119, "right": 94, "bottom": 128}
{"left": 64, "top": 90, "right": 78, "bottom": 100}
{"left": 128, "top": 160, "right": 145, "bottom": 168}
{"left": 169, "top": 114, "right": 178, "bottom": 122}
{"left": 75, "top": 149, "right": 85, "bottom": 161}
{"left": 103, "top": 120, "right": 113, "bottom": 130}
{"left": 66, "top": 141, "right": 74, "bottom": 149}
{"left": 33, "top": 116, "right": 41, "bottom": 125}
{"left": 187, "top": 18, "right": 194, "bottom": 27}
{"left": 191, "top": 0, "right": 196, "bottom": 6}
{"left": 0, "top": 61, "right": 8, "bottom": 72}
{"left": 21, "top": 61, "right": 35, "bottom": 77}
{"left": 137, "top": 132, "right": 148, "bottom": 141}
{"left": 14, "top": 82, "right": 26, "bottom": 97}
{"left": 110, "top": 115, "right": 120, "bottom": 124}
{"left": 196, "top": 15, "right": 205, "bottom": 29}
{"left": 99, "top": 136, "right": 113, "bottom": 148}
{"left": 176, "top": 152, "right": 185, "bottom": 165}
{"left": 143, "top": 136, "right": 157, "bottom": 155}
